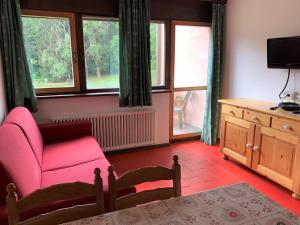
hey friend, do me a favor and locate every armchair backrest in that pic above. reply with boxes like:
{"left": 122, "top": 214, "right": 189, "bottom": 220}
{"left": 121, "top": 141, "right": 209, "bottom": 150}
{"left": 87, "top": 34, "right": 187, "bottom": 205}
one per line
{"left": 4, "top": 107, "right": 44, "bottom": 167}
{"left": 0, "top": 124, "right": 41, "bottom": 198}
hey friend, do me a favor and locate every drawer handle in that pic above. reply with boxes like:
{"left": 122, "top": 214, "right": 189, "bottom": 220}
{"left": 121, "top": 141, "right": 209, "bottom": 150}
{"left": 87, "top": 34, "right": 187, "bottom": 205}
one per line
{"left": 246, "top": 144, "right": 253, "bottom": 149}
{"left": 253, "top": 146, "right": 260, "bottom": 151}
{"left": 229, "top": 110, "right": 235, "bottom": 115}
{"left": 283, "top": 124, "right": 291, "bottom": 130}
{"left": 251, "top": 116, "right": 259, "bottom": 121}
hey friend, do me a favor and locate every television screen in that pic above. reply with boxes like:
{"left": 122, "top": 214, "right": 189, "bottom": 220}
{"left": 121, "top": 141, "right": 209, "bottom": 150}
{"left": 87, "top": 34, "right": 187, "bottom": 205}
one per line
{"left": 267, "top": 36, "right": 300, "bottom": 69}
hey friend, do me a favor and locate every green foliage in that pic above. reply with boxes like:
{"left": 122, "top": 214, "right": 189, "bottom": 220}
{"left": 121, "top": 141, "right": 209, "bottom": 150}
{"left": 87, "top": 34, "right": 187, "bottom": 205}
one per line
{"left": 110, "top": 34, "right": 120, "bottom": 75}
{"left": 22, "top": 17, "right": 73, "bottom": 86}
{"left": 83, "top": 20, "right": 119, "bottom": 77}
{"left": 22, "top": 17, "right": 159, "bottom": 88}
{"left": 150, "top": 24, "right": 157, "bottom": 72}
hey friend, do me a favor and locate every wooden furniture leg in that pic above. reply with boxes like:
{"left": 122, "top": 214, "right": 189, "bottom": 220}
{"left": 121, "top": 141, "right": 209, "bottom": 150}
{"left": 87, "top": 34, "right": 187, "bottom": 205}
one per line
{"left": 223, "top": 155, "right": 229, "bottom": 160}
{"left": 292, "top": 193, "right": 300, "bottom": 200}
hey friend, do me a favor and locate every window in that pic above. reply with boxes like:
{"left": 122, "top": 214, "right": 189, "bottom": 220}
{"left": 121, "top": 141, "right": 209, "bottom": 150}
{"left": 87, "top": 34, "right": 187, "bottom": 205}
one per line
{"left": 22, "top": 11, "right": 79, "bottom": 93}
{"left": 21, "top": 11, "right": 166, "bottom": 95}
{"left": 83, "top": 17, "right": 119, "bottom": 90}
{"left": 83, "top": 18, "right": 166, "bottom": 90}
{"left": 150, "top": 22, "right": 165, "bottom": 87}
{"left": 170, "top": 21, "right": 211, "bottom": 140}
{"left": 174, "top": 25, "right": 210, "bottom": 88}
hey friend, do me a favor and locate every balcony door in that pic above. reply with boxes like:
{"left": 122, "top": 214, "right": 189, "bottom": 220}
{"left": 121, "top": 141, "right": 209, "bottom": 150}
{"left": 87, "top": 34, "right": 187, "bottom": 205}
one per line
{"left": 170, "top": 21, "right": 211, "bottom": 140}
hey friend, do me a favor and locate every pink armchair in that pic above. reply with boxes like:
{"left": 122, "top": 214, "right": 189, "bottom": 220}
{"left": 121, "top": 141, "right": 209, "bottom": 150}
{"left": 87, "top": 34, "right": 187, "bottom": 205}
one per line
{"left": 0, "top": 107, "right": 134, "bottom": 225}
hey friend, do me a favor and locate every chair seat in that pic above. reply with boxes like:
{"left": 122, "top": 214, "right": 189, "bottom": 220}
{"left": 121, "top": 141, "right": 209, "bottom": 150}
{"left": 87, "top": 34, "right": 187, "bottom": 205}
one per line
{"left": 42, "top": 137, "right": 105, "bottom": 171}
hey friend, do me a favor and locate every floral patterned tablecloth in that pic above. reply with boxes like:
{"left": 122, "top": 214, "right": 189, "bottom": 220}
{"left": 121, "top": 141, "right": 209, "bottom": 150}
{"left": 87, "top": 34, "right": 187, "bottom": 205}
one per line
{"left": 62, "top": 183, "right": 300, "bottom": 225}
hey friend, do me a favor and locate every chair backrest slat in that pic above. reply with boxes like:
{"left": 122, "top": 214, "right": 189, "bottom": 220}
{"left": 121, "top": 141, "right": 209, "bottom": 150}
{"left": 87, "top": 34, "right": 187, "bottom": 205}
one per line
{"left": 19, "top": 204, "right": 98, "bottom": 225}
{"left": 108, "top": 155, "right": 181, "bottom": 211}
{"left": 117, "top": 188, "right": 175, "bottom": 210}
{"left": 116, "top": 166, "right": 174, "bottom": 191}
{"left": 18, "top": 182, "right": 95, "bottom": 213}
{"left": 6, "top": 168, "right": 104, "bottom": 225}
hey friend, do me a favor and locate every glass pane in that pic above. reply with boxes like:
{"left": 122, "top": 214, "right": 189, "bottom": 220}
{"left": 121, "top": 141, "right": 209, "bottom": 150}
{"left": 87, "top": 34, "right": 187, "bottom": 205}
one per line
{"left": 22, "top": 16, "right": 74, "bottom": 89}
{"left": 174, "top": 26, "right": 210, "bottom": 88}
{"left": 173, "top": 90, "right": 206, "bottom": 136}
{"left": 83, "top": 19, "right": 119, "bottom": 90}
{"left": 150, "top": 23, "right": 165, "bottom": 86}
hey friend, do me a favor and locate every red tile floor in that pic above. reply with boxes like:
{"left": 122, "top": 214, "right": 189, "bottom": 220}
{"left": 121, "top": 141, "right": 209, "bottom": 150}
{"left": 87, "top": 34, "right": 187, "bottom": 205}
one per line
{"left": 106, "top": 140, "right": 300, "bottom": 216}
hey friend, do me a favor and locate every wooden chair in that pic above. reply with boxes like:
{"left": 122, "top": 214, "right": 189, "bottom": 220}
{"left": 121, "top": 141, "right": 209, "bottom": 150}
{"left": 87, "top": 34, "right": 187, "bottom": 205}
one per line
{"left": 6, "top": 168, "right": 104, "bottom": 225}
{"left": 108, "top": 155, "right": 181, "bottom": 211}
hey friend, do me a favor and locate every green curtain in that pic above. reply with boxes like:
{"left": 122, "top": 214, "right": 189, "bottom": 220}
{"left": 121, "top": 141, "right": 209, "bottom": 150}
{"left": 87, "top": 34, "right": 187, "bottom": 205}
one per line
{"left": 0, "top": 0, "right": 37, "bottom": 112}
{"left": 201, "top": 3, "right": 225, "bottom": 145}
{"left": 119, "top": 0, "right": 152, "bottom": 107}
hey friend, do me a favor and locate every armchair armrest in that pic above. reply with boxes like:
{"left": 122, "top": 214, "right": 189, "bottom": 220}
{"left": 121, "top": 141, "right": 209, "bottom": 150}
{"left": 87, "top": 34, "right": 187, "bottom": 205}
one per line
{"left": 39, "top": 121, "right": 92, "bottom": 144}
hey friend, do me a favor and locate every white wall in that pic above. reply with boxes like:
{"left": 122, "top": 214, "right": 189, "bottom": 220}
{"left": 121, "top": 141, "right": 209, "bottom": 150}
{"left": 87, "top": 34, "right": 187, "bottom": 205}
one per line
{"left": 223, "top": 0, "right": 300, "bottom": 103}
{"left": 0, "top": 56, "right": 7, "bottom": 123}
{"left": 34, "top": 93, "right": 170, "bottom": 144}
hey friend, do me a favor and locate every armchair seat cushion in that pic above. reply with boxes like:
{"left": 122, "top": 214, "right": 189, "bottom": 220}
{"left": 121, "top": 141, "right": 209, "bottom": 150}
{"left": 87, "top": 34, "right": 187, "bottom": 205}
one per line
{"left": 41, "top": 158, "right": 136, "bottom": 211}
{"left": 42, "top": 137, "right": 106, "bottom": 171}
{"left": 41, "top": 159, "right": 110, "bottom": 191}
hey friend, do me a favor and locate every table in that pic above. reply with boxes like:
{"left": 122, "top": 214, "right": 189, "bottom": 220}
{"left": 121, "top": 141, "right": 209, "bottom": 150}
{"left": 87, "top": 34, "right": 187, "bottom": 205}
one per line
{"left": 62, "top": 183, "right": 300, "bottom": 225}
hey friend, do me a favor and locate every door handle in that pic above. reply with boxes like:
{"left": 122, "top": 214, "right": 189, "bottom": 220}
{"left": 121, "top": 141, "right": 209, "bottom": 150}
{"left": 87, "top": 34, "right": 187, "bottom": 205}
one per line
{"left": 283, "top": 124, "right": 291, "bottom": 130}
{"left": 246, "top": 144, "right": 253, "bottom": 149}
{"left": 229, "top": 110, "right": 235, "bottom": 116}
{"left": 253, "top": 146, "right": 260, "bottom": 151}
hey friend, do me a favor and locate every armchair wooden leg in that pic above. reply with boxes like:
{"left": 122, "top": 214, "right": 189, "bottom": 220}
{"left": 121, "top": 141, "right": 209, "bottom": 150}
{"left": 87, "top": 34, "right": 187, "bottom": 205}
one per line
{"left": 292, "top": 192, "right": 300, "bottom": 200}
{"left": 223, "top": 155, "right": 229, "bottom": 160}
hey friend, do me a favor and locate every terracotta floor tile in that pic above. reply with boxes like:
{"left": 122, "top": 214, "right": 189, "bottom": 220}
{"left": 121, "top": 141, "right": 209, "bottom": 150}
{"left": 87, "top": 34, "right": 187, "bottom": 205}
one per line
{"left": 106, "top": 140, "right": 300, "bottom": 216}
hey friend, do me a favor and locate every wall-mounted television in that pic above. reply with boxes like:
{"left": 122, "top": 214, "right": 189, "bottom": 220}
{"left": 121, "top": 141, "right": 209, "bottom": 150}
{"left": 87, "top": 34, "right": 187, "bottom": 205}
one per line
{"left": 267, "top": 36, "right": 300, "bottom": 69}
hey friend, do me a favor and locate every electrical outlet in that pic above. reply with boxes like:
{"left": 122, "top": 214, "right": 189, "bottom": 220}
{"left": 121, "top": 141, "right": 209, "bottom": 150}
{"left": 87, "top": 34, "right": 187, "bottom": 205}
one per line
{"left": 283, "top": 91, "right": 292, "bottom": 100}
{"left": 283, "top": 91, "right": 300, "bottom": 101}
{"left": 283, "top": 91, "right": 298, "bottom": 101}
{"left": 291, "top": 92, "right": 298, "bottom": 100}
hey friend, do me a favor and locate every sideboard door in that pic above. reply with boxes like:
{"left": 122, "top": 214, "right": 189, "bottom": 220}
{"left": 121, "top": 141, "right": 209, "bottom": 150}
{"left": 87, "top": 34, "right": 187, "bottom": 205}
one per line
{"left": 220, "top": 114, "right": 254, "bottom": 167}
{"left": 252, "top": 125, "right": 299, "bottom": 191}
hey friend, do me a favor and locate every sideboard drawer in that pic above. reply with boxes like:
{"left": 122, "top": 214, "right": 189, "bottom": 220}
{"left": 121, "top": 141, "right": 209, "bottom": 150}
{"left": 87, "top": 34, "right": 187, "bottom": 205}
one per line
{"left": 222, "top": 105, "right": 243, "bottom": 118}
{"left": 272, "top": 117, "right": 300, "bottom": 135}
{"left": 244, "top": 110, "right": 271, "bottom": 127}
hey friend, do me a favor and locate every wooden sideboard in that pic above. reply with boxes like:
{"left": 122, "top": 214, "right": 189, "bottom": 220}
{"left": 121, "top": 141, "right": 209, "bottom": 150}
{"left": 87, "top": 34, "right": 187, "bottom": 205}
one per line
{"left": 219, "top": 99, "right": 300, "bottom": 199}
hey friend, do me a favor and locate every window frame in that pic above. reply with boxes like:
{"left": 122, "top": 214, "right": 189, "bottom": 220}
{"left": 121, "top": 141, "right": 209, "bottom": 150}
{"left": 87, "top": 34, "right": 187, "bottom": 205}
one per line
{"left": 22, "top": 10, "right": 80, "bottom": 94}
{"left": 149, "top": 20, "right": 167, "bottom": 89}
{"left": 21, "top": 10, "right": 169, "bottom": 96}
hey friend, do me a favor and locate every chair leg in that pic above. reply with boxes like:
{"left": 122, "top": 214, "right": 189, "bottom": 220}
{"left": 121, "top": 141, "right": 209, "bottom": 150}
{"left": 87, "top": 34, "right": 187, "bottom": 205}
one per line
{"left": 178, "top": 112, "right": 183, "bottom": 128}
{"left": 183, "top": 109, "right": 187, "bottom": 125}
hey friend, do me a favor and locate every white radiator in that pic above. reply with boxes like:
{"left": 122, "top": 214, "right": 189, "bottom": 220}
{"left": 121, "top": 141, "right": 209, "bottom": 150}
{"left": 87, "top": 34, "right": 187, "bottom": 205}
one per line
{"left": 51, "top": 108, "right": 155, "bottom": 152}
